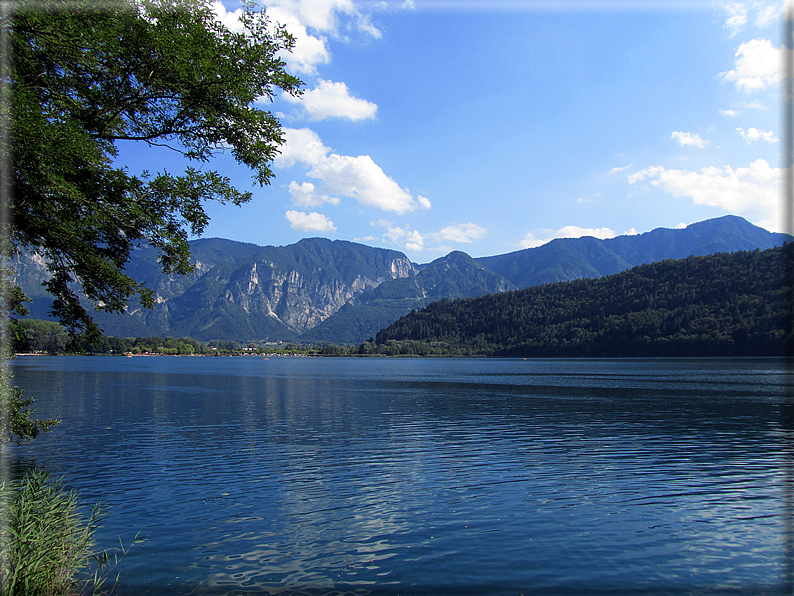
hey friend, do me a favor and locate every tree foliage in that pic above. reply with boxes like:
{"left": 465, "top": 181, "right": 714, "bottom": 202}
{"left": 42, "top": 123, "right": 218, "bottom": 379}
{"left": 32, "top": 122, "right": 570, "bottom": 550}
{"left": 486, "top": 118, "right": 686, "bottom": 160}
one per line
{"left": 4, "top": 0, "right": 301, "bottom": 344}
{"left": 371, "top": 248, "right": 791, "bottom": 357}
{"left": 0, "top": 269, "right": 58, "bottom": 445}
{"left": 0, "top": 378, "right": 59, "bottom": 446}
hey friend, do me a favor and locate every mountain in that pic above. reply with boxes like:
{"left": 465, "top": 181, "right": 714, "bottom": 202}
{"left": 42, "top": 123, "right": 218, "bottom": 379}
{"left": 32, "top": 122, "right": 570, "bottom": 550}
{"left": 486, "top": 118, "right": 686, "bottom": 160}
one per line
{"left": 301, "top": 251, "right": 515, "bottom": 343}
{"left": 477, "top": 215, "right": 790, "bottom": 288}
{"left": 12, "top": 215, "right": 790, "bottom": 344}
{"left": 16, "top": 238, "right": 418, "bottom": 342}
{"left": 372, "top": 246, "right": 790, "bottom": 358}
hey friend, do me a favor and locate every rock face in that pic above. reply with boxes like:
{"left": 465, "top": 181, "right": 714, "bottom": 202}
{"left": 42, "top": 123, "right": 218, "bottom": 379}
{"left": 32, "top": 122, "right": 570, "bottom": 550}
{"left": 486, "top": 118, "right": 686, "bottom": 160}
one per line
{"left": 300, "top": 250, "right": 517, "bottom": 344}
{"left": 164, "top": 238, "right": 418, "bottom": 337}
{"left": 12, "top": 215, "right": 792, "bottom": 343}
{"left": 14, "top": 237, "right": 419, "bottom": 341}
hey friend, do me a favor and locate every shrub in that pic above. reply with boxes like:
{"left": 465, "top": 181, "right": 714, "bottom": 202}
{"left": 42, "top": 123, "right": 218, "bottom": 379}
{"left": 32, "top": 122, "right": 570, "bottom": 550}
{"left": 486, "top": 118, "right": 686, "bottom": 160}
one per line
{"left": 0, "top": 470, "right": 103, "bottom": 596}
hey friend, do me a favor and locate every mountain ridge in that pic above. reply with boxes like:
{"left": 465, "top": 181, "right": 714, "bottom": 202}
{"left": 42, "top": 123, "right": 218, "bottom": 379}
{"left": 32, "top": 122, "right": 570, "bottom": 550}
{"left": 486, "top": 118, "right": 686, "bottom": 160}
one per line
{"left": 477, "top": 215, "right": 789, "bottom": 288}
{"left": 13, "top": 215, "right": 790, "bottom": 343}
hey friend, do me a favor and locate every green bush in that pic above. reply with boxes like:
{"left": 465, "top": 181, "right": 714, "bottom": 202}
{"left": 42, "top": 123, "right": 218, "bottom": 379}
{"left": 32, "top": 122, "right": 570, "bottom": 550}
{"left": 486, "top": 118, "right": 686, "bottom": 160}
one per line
{"left": 0, "top": 470, "right": 103, "bottom": 596}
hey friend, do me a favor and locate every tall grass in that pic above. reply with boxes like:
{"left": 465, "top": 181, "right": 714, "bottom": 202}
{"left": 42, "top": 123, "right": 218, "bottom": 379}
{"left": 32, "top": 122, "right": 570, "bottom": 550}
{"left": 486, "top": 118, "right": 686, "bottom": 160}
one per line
{"left": 0, "top": 469, "right": 104, "bottom": 596}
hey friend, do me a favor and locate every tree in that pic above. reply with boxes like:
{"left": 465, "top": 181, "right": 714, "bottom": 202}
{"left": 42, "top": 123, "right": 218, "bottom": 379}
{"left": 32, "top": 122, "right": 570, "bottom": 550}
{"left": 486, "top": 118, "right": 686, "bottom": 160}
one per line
{"left": 3, "top": 0, "right": 302, "bottom": 345}
{"left": 0, "top": 269, "right": 59, "bottom": 444}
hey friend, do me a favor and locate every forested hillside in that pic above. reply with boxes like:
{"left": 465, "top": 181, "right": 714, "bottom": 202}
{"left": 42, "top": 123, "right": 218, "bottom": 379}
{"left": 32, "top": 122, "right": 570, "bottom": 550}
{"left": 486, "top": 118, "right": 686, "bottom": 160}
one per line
{"left": 372, "top": 247, "right": 790, "bottom": 357}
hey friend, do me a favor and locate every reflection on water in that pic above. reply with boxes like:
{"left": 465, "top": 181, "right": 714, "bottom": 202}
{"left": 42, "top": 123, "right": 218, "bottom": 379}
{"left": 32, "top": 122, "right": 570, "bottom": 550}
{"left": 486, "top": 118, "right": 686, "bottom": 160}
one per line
{"left": 6, "top": 356, "right": 792, "bottom": 595}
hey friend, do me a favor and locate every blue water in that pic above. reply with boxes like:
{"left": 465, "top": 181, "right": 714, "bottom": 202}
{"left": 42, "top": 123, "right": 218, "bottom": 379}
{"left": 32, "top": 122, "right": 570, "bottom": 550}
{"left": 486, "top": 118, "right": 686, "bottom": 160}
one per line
{"left": 5, "top": 356, "right": 793, "bottom": 595}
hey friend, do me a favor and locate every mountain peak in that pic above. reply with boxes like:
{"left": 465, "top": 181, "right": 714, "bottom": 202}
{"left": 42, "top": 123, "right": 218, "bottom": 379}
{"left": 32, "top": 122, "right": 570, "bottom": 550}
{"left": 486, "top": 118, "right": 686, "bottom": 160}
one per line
{"left": 478, "top": 216, "right": 790, "bottom": 289}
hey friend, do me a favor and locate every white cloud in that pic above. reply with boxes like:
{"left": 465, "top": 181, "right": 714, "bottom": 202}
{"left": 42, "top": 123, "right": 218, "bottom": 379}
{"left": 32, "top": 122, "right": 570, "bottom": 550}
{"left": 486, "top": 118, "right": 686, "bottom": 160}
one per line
{"left": 219, "top": 0, "right": 383, "bottom": 76}
{"left": 211, "top": 2, "right": 245, "bottom": 32}
{"left": 285, "top": 210, "right": 337, "bottom": 232}
{"left": 369, "top": 220, "right": 487, "bottom": 252}
{"left": 266, "top": 6, "right": 331, "bottom": 75}
{"left": 288, "top": 181, "right": 340, "bottom": 207}
{"left": 719, "top": 2, "right": 783, "bottom": 34}
{"left": 214, "top": 2, "right": 336, "bottom": 76}
{"left": 309, "top": 154, "right": 418, "bottom": 214}
{"left": 721, "top": 38, "right": 783, "bottom": 92}
{"left": 736, "top": 126, "right": 779, "bottom": 143}
{"left": 627, "top": 166, "right": 665, "bottom": 184}
{"left": 275, "top": 128, "right": 331, "bottom": 167}
{"left": 436, "top": 223, "right": 488, "bottom": 243}
{"left": 271, "top": 0, "right": 351, "bottom": 32}
{"left": 276, "top": 128, "right": 430, "bottom": 214}
{"left": 676, "top": 222, "right": 688, "bottom": 229}
{"left": 404, "top": 231, "right": 425, "bottom": 252}
{"left": 283, "top": 79, "right": 377, "bottom": 121}
{"left": 722, "top": 1, "right": 748, "bottom": 36}
{"left": 608, "top": 163, "right": 633, "bottom": 175}
{"left": 374, "top": 221, "right": 425, "bottom": 251}
{"left": 755, "top": 3, "right": 783, "bottom": 27}
{"left": 266, "top": 0, "right": 381, "bottom": 38}
{"left": 720, "top": 109, "right": 740, "bottom": 116}
{"left": 671, "top": 131, "right": 709, "bottom": 148}
{"left": 628, "top": 159, "right": 784, "bottom": 231}
{"left": 518, "top": 226, "right": 619, "bottom": 249}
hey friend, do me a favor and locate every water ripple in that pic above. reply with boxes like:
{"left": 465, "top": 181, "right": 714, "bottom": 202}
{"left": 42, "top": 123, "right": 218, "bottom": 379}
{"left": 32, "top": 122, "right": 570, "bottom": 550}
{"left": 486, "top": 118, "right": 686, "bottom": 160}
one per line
{"left": 6, "top": 356, "right": 790, "bottom": 595}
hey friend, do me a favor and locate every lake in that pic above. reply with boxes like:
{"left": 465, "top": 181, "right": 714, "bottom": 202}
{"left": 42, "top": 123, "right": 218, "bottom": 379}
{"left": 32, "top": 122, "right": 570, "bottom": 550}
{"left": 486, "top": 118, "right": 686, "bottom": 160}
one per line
{"left": 5, "top": 355, "right": 793, "bottom": 595}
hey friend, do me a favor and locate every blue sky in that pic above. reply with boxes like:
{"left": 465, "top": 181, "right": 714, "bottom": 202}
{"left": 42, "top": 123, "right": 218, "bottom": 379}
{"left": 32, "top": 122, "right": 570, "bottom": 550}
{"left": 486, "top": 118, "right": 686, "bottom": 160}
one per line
{"left": 148, "top": 0, "right": 786, "bottom": 260}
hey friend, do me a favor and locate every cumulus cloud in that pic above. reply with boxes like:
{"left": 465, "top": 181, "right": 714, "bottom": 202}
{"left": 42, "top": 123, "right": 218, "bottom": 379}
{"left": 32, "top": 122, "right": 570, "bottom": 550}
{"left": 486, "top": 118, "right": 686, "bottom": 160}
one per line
{"left": 671, "top": 131, "right": 709, "bottom": 148}
{"left": 274, "top": 128, "right": 330, "bottom": 168}
{"left": 259, "top": 0, "right": 382, "bottom": 76}
{"left": 436, "top": 224, "right": 488, "bottom": 244}
{"left": 722, "top": 38, "right": 783, "bottom": 92}
{"left": 264, "top": 6, "right": 330, "bottom": 75}
{"left": 283, "top": 79, "right": 377, "bottom": 121}
{"left": 369, "top": 220, "right": 487, "bottom": 252}
{"left": 267, "top": 0, "right": 381, "bottom": 38}
{"left": 311, "top": 154, "right": 420, "bottom": 214}
{"left": 212, "top": 2, "right": 332, "bottom": 76}
{"left": 404, "top": 237, "right": 425, "bottom": 252}
{"left": 372, "top": 221, "right": 425, "bottom": 251}
{"left": 720, "top": 109, "right": 740, "bottom": 117}
{"left": 285, "top": 210, "right": 337, "bottom": 232}
{"left": 628, "top": 159, "right": 784, "bottom": 231}
{"left": 518, "top": 226, "right": 620, "bottom": 249}
{"left": 417, "top": 195, "right": 432, "bottom": 209}
{"left": 736, "top": 126, "right": 778, "bottom": 143}
{"left": 276, "top": 128, "right": 430, "bottom": 215}
{"left": 211, "top": 1, "right": 245, "bottom": 32}
{"left": 288, "top": 181, "right": 340, "bottom": 207}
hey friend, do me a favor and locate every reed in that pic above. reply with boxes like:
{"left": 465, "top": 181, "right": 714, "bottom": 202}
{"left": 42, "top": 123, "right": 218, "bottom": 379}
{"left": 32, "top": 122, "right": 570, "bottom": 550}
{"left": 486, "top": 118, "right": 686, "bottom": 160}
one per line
{"left": 0, "top": 469, "right": 104, "bottom": 596}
